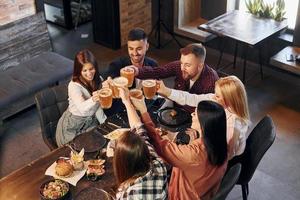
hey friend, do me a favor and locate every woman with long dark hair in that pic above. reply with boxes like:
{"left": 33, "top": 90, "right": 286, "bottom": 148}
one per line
{"left": 56, "top": 49, "right": 106, "bottom": 147}
{"left": 113, "top": 89, "right": 168, "bottom": 199}
{"left": 157, "top": 75, "right": 250, "bottom": 159}
{"left": 129, "top": 93, "right": 228, "bottom": 199}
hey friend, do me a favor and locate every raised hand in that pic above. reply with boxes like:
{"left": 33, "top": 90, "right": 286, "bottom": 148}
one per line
{"left": 156, "top": 80, "right": 171, "bottom": 97}
{"left": 92, "top": 91, "right": 100, "bottom": 102}
{"left": 118, "top": 87, "right": 130, "bottom": 105}
{"left": 102, "top": 76, "right": 112, "bottom": 88}
{"left": 130, "top": 94, "right": 147, "bottom": 114}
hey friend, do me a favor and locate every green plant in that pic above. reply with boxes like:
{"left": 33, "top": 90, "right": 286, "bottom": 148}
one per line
{"left": 258, "top": 1, "right": 274, "bottom": 18}
{"left": 245, "top": 0, "right": 262, "bottom": 16}
{"left": 273, "top": 0, "right": 286, "bottom": 21}
{"left": 245, "top": 0, "right": 286, "bottom": 21}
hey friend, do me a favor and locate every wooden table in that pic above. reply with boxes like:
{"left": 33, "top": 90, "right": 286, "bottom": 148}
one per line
{"left": 0, "top": 146, "right": 116, "bottom": 200}
{"left": 198, "top": 10, "right": 288, "bottom": 82}
{"left": 270, "top": 46, "right": 300, "bottom": 76}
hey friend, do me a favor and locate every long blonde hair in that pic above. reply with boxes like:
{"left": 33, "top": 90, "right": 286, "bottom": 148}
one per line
{"left": 215, "top": 76, "right": 250, "bottom": 123}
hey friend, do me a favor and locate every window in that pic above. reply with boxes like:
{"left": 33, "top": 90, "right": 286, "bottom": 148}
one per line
{"left": 239, "top": 0, "right": 299, "bottom": 29}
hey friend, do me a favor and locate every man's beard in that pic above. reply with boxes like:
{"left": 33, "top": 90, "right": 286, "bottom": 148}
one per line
{"left": 181, "top": 71, "right": 192, "bottom": 80}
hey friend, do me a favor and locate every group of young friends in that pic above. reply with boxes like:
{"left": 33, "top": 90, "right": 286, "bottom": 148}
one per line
{"left": 55, "top": 27, "right": 251, "bottom": 199}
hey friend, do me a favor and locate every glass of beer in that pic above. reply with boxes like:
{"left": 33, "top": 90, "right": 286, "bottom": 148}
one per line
{"left": 142, "top": 79, "right": 157, "bottom": 99}
{"left": 112, "top": 77, "right": 128, "bottom": 98}
{"left": 120, "top": 67, "right": 135, "bottom": 87}
{"left": 129, "top": 89, "right": 143, "bottom": 99}
{"left": 99, "top": 88, "right": 113, "bottom": 109}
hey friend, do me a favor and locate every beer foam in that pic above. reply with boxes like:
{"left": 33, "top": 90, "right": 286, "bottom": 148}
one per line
{"left": 142, "top": 80, "right": 156, "bottom": 87}
{"left": 123, "top": 67, "right": 134, "bottom": 73}
{"left": 130, "top": 89, "right": 143, "bottom": 99}
{"left": 99, "top": 88, "right": 112, "bottom": 96}
{"left": 113, "top": 77, "right": 128, "bottom": 86}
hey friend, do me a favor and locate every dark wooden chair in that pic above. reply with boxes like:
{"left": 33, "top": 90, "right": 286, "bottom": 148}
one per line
{"left": 35, "top": 84, "right": 68, "bottom": 150}
{"left": 228, "top": 115, "right": 276, "bottom": 200}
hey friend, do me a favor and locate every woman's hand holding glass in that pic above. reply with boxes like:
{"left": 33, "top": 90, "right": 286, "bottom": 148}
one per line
{"left": 92, "top": 91, "right": 100, "bottom": 102}
{"left": 118, "top": 87, "right": 130, "bottom": 105}
{"left": 130, "top": 94, "right": 147, "bottom": 114}
{"left": 118, "top": 87, "right": 147, "bottom": 114}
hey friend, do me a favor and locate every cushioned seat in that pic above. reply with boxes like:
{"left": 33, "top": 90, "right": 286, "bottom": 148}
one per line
{"left": 0, "top": 52, "right": 73, "bottom": 117}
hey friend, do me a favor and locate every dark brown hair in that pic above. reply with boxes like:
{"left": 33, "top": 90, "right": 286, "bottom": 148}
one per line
{"left": 180, "top": 43, "right": 206, "bottom": 62}
{"left": 197, "top": 101, "right": 227, "bottom": 166}
{"left": 113, "top": 131, "right": 151, "bottom": 186}
{"left": 72, "top": 49, "right": 101, "bottom": 94}
{"left": 128, "top": 28, "right": 147, "bottom": 41}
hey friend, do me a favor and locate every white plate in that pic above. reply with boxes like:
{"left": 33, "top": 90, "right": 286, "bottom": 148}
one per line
{"left": 45, "top": 161, "right": 87, "bottom": 186}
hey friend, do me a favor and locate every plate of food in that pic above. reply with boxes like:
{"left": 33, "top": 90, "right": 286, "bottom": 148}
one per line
{"left": 45, "top": 157, "right": 87, "bottom": 186}
{"left": 86, "top": 159, "right": 106, "bottom": 181}
{"left": 40, "top": 179, "right": 70, "bottom": 200}
{"left": 103, "top": 128, "right": 130, "bottom": 140}
{"left": 71, "top": 128, "right": 107, "bottom": 153}
{"left": 158, "top": 107, "right": 191, "bottom": 126}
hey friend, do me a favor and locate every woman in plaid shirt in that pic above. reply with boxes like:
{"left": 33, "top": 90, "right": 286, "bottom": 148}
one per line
{"left": 114, "top": 89, "right": 168, "bottom": 200}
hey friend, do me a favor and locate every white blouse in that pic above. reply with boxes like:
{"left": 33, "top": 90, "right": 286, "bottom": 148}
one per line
{"left": 68, "top": 81, "right": 106, "bottom": 124}
{"left": 169, "top": 89, "right": 249, "bottom": 159}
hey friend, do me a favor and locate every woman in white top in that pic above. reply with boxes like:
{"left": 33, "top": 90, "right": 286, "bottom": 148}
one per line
{"left": 56, "top": 49, "right": 106, "bottom": 147}
{"left": 157, "top": 75, "right": 250, "bottom": 159}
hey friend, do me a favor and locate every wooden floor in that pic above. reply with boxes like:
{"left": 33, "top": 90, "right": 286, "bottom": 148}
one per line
{"left": 1, "top": 22, "right": 300, "bottom": 200}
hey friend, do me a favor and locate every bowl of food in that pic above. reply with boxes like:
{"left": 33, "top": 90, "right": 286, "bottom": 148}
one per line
{"left": 40, "top": 179, "right": 70, "bottom": 200}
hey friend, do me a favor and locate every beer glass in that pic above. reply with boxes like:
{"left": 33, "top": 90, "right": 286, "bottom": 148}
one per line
{"left": 112, "top": 77, "right": 128, "bottom": 98}
{"left": 142, "top": 79, "right": 157, "bottom": 99}
{"left": 129, "top": 89, "right": 143, "bottom": 99}
{"left": 120, "top": 67, "right": 135, "bottom": 87}
{"left": 99, "top": 88, "right": 113, "bottom": 109}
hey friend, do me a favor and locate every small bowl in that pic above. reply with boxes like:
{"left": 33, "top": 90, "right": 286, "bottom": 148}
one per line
{"left": 40, "top": 179, "right": 71, "bottom": 200}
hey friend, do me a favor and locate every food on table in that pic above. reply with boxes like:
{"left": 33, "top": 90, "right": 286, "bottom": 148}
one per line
{"left": 42, "top": 179, "right": 69, "bottom": 200}
{"left": 70, "top": 148, "right": 84, "bottom": 170}
{"left": 170, "top": 109, "right": 177, "bottom": 118}
{"left": 55, "top": 158, "right": 74, "bottom": 177}
{"left": 86, "top": 159, "right": 106, "bottom": 180}
{"left": 87, "top": 159, "right": 105, "bottom": 166}
{"left": 87, "top": 164, "right": 105, "bottom": 176}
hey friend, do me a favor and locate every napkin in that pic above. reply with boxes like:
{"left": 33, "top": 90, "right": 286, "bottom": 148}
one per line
{"left": 45, "top": 161, "right": 87, "bottom": 186}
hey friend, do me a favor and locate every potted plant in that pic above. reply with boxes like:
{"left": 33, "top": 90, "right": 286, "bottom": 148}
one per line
{"left": 245, "top": 0, "right": 286, "bottom": 21}
{"left": 273, "top": 0, "right": 286, "bottom": 21}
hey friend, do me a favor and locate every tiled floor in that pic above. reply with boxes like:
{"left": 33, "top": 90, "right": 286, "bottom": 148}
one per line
{"left": 1, "top": 22, "right": 300, "bottom": 199}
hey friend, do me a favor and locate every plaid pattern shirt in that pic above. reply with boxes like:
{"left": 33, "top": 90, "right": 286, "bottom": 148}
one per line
{"left": 137, "top": 61, "right": 219, "bottom": 113}
{"left": 116, "top": 125, "right": 168, "bottom": 200}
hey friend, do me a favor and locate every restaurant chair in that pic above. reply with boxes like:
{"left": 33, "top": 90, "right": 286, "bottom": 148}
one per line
{"left": 228, "top": 115, "right": 276, "bottom": 200}
{"left": 212, "top": 163, "right": 241, "bottom": 200}
{"left": 35, "top": 84, "right": 69, "bottom": 150}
